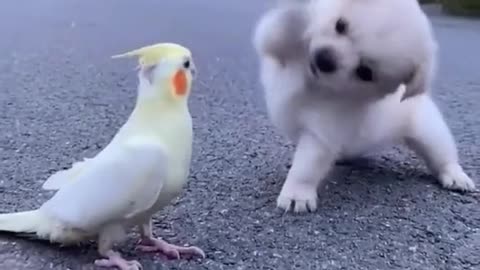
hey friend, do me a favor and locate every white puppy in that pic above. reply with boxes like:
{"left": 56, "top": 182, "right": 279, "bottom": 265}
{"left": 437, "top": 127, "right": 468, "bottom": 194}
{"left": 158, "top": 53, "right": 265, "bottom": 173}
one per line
{"left": 252, "top": 0, "right": 476, "bottom": 213}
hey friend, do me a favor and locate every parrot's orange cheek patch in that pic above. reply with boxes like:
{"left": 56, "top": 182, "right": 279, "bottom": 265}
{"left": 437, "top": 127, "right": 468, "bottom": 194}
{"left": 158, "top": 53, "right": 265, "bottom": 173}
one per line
{"left": 173, "top": 70, "right": 187, "bottom": 96}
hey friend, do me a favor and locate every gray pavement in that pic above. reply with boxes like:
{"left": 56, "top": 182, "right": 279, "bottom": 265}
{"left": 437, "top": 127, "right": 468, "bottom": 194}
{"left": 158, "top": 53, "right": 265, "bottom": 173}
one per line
{"left": 0, "top": 1, "right": 479, "bottom": 269}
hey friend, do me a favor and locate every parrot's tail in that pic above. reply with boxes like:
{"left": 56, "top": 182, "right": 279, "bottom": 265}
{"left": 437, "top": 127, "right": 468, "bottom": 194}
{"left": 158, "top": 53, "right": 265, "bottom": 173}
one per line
{"left": 0, "top": 210, "right": 48, "bottom": 235}
{"left": 0, "top": 210, "right": 88, "bottom": 244}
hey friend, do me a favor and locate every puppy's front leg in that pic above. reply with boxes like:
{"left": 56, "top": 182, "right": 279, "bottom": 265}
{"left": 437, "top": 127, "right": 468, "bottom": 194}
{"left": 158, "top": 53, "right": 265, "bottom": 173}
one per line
{"left": 277, "top": 133, "right": 335, "bottom": 213}
{"left": 405, "top": 97, "right": 476, "bottom": 191}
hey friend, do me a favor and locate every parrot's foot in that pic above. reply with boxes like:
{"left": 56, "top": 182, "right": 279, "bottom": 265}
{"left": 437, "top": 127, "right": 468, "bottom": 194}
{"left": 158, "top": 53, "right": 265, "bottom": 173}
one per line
{"left": 95, "top": 250, "right": 142, "bottom": 270}
{"left": 136, "top": 237, "right": 205, "bottom": 260}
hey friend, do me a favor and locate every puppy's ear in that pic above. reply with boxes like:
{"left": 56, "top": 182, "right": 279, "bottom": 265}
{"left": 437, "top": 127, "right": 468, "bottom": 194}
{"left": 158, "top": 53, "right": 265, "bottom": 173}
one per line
{"left": 252, "top": 4, "right": 308, "bottom": 65}
{"left": 277, "top": 0, "right": 310, "bottom": 4}
{"left": 401, "top": 44, "right": 438, "bottom": 101}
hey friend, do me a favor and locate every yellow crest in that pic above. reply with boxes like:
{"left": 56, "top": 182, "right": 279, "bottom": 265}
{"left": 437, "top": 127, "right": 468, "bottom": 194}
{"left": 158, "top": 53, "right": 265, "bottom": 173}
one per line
{"left": 111, "top": 42, "right": 191, "bottom": 68}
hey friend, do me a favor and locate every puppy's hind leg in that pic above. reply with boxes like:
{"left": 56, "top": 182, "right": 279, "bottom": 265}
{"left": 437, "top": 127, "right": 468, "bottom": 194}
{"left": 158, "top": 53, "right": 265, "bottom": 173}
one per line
{"left": 277, "top": 133, "right": 336, "bottom": 213}
{"left": 404, "top": 97, "right": 476, "bottom": 191}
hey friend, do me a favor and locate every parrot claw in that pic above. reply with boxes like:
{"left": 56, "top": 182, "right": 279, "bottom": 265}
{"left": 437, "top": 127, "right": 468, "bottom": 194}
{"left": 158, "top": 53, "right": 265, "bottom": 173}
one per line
{"left": 135, "top": 237, "right": 205, "bottom": 260}
{"left": 94, "top": 251, "right": 143, "bottom": 270}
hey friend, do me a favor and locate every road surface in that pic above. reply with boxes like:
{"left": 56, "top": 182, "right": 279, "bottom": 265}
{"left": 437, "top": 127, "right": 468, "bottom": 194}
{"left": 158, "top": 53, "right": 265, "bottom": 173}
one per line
{"left": 0, "top": 1, "right": 479, "bottom": 269}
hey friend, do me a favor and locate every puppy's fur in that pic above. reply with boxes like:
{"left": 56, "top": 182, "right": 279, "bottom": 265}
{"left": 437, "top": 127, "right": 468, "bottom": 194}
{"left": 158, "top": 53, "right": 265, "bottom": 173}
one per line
{"left": 252, "top": 0, "right": 476, "bottom": 213}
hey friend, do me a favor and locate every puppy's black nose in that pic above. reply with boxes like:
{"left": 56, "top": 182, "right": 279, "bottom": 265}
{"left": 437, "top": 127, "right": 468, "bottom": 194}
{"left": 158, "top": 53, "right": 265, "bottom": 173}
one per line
{"left": 313, "top": 47, "right": 337, "bottom": 73}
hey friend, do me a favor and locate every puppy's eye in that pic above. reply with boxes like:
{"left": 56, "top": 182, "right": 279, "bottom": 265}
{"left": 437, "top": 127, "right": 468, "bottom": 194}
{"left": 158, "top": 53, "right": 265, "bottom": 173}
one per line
{"left": 183, "top": 60, "right": 190, "bottom": 69}
{"left": 335, "top": 18, "right": 348, "bottom": 35}
{"left": 355, "top": 64, "right": 374, "bottom": 82}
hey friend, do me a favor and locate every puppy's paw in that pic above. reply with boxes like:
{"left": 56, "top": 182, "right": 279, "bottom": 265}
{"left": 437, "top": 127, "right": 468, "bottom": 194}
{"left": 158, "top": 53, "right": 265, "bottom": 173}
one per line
{"left": 438, "top": 163, "right": 476, "bottom": 192}
{"left": 277, "top": 183, "right": 318, "bottom": 213}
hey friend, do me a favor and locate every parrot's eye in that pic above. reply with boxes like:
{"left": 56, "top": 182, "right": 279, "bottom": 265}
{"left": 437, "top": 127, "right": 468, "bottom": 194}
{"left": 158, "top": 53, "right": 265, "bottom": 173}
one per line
{"left": 183, "top": 60, "right": 190, "bottom": 69}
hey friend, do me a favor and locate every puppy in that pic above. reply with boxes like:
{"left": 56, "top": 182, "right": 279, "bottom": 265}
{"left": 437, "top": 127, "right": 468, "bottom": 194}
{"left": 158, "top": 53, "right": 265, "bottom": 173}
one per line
{"left": 252, "top": 0, "right": 476, "bottom": 213}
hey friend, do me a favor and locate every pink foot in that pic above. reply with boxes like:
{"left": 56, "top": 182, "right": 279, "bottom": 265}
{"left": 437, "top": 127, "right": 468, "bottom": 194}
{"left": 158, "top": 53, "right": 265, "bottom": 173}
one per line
{"left": 94, "top": 251, "right": 142, "bottom": 270}
{"left": 135, "top": 237, "right": 205, "bottom": 260}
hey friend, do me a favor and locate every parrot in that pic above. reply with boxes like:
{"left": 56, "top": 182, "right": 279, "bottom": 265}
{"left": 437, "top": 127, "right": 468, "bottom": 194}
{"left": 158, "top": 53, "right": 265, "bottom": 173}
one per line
{"left": 0, "top": 42, "right": 205, "bottom": 270}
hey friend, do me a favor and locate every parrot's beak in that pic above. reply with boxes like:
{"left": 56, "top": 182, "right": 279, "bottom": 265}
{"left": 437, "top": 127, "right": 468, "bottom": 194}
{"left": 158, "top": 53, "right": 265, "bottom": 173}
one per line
{"left": 190, "top": 62, "right": 197, "bottom": 78}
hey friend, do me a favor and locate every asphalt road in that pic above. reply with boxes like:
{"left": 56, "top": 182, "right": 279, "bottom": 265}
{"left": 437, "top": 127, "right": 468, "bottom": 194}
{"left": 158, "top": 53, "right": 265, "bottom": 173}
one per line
{"left": 0, "top": 1, "right": 479, "bottom": 269}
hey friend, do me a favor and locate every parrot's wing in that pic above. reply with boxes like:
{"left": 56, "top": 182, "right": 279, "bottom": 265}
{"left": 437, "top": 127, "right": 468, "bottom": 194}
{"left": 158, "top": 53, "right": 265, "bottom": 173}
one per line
{"left": 42, "top": 158, "right": 92, "bottom": 190}
{"left": 40, "top": 138, "right": 167, "bottom": 231}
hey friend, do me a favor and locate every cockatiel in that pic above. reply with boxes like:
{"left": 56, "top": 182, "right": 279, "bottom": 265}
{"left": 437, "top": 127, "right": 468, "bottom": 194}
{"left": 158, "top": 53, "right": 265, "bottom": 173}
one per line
{"left": 0, "top": 42, "right": 205, "bottom": 270}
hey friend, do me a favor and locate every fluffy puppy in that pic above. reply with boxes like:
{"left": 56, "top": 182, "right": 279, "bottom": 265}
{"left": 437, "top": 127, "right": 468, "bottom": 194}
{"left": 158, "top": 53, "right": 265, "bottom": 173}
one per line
{"left": 252, "top": 0, "right": 476, "bottom": 213}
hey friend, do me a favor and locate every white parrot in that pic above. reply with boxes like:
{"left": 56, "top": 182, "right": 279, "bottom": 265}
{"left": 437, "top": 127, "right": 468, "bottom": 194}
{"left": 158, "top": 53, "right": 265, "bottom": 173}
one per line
{"left": 0, "top": 42, "right": 205, "bottom": 270}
